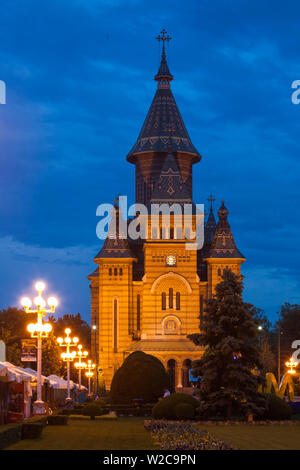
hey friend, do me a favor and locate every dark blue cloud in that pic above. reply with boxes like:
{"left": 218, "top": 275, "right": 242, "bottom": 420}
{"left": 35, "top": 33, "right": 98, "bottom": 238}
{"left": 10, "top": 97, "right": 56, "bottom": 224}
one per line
{"left": 0, "top": 0, "right": 300, "bottom": 323}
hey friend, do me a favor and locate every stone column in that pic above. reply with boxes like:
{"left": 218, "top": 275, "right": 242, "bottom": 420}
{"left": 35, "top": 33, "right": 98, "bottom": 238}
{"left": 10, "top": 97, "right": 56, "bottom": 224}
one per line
{"left": 176, "top": 363, "right": 183, "bottom": 389}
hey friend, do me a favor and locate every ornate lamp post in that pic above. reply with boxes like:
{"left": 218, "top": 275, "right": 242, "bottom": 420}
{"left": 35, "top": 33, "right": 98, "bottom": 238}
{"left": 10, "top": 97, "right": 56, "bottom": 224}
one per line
{"left": 57, "top": 328, "right": 79, "bottom": 402}
{"left": 74, "top": 344, "right": 88, "bottom": 391}
{"left": 85, "top": 360, "right": 95, "bottom": 396}
{"left": 286, "top": 357, "right": 298, "bottom": 374}
{"left": 21, "top": 281, "right": 58, "bottom": 414}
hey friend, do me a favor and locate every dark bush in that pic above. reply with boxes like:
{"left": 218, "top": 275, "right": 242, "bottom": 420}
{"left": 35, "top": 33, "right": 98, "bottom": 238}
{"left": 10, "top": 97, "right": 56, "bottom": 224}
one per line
{"left": 263, "top": 394, "right": 292, "bottom": 420}
{"left": 175, "top": 403, "right": 195, "bottom": 420}
{"left": 0, "top": 423, "right": 22, "bottom": 449}
{"left": 24, "top": 415, "right": 47, "bottom": 426}
{"left": 21, "top": 423, "right": 44, "bottom": 439}
{"left": 83, "top": 403, "right": 103, "bottom": 420}
{"left": 47, "top": 415, "right": 69, "bottom": 425}
{"left": 111, "top": 351, "right": 173, "bottom": 404}
{"left": 152, "top": 393, "right": 199, "bottom": 420}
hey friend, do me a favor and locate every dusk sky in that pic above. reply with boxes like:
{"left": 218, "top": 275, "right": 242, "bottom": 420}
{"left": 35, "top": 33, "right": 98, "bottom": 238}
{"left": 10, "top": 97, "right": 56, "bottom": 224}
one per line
{"left": 0, "top": 0, "right": 300, "bottom": 324}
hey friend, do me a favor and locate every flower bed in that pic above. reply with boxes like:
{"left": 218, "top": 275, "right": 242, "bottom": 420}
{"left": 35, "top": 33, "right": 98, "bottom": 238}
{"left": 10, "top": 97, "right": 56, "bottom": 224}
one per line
{"left": 144, "top": 420, "right": 236, "bottom": 450}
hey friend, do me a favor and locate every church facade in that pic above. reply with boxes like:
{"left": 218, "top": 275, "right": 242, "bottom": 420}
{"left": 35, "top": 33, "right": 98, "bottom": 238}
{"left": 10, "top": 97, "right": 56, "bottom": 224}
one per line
{"left": 88, "top": 32, "right": 245, "bottom": 390}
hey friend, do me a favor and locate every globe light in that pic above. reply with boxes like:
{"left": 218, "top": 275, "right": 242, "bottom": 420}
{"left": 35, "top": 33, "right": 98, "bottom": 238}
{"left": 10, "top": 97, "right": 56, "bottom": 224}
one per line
{"left": 27, "top": 323, "right": 36, "bottom": 334}
{"left": 65, "top": 337, "right": 71, "bottom": 344}
{"left": 47, "top": 297, "right": 58, "bottom": 308}
{"left": 92, "top": 325, "right": 97, "bottom": 330}
{"left": 21, "top": 297, "right": 32, "bottom": 309}
{"left": 73, "top": 337, "right": 79, "bottom": 343}
{"left": 83, "top": 351, "right": 88, "bottom": 356}
{"left": 35, "top": 281, "right": 46, "bottom": 292}
{"left": 57, "top": 337, "right": 63, "bottom": 344}
{"left": 34, "top": 296, "right": 46, "bottom": 308}
{"left": 65, "top": 328, "right": 71, "bottom": 335}
{"left": 44, "top": 323, "right": 52, "bottom": 333}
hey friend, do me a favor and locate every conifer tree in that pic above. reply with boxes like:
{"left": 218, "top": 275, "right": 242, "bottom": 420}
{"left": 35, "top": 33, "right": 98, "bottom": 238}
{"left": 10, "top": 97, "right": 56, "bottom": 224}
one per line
{"left": 189, "top": 269, "right": 266, "bottom": 420}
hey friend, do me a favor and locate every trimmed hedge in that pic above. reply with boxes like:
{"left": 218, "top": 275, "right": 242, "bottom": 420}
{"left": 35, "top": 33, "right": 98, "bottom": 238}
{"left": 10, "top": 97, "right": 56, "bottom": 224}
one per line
{"left": 21, "top": 423, "right": 44, "bottom": 439}
{"left": 111, "top": 351, "right": 173, "bottom": 404}
{"left": 83, "top": 403, "right": 103, "bottom": 420}
{"left": 263, "top": 394, "right": 292, "bottom": 420}
{"left": 47, "top": 415, "right": 69, "bottom": 425}
{"left": 175, "top": 403, "right": 195, "bottom": 420}
{"left": 152, "top": 393, "right": 199, "bottom": 420}
{"left": 0, "top": 423, "right": 22, "bottom": 449}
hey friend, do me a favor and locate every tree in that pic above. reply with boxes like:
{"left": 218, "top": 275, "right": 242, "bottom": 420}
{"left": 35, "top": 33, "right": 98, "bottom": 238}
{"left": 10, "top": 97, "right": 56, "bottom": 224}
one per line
{"left": 276, "top": 303, "right": 300, "bottom": 374}
{"left": 0, "top": 307, "right": 35, "bottom": 365}
{"left": 110, "top": 351, "right": 173, "bottom": 404}
{"left": 42, "top": 333, "right": 63, "bottom": 377}
{"left": 259, "top": 337, "right": 276, "bottom": 375}
{"left": 189, "top": 269, "right": 266, "bottom": 420}
{"left": 52, "top": 313, "right": 91, "bottom": 350}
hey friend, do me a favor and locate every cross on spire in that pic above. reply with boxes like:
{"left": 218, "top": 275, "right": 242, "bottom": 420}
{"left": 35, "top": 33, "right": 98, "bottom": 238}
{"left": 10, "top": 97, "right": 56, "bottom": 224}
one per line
{"left": 156, "top": 29, "right": 171, "bottom": 58}
{"left": 207, "top": 194, "right": 216, "bottom": 211}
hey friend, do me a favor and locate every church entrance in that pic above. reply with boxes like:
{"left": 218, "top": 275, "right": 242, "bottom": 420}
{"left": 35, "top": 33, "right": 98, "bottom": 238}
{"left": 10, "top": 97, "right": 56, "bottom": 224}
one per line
{"left": 167, "top": 359, "right": 176, "bottom": 388}
{"left": 182, "top": 359, "right": 192, "bottom": 387}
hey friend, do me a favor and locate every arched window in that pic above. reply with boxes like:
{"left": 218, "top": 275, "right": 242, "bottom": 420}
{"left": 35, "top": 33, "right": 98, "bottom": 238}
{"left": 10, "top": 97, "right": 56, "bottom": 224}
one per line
{"left": 182, "top": 359, "right": 192, "bottom": 387}
{"left": 169, "top": 288, "right": 173, "bottom": 309}
{"left": 137, "top": 295, "right": 141, "bottom": 330}
{"left": 170, "top": 227, "right": 174, "bottom": 239}
{"left": 176, "top": 292, "right": 180, "bottom": 310}
{"left": 218, "top": 268, "right": 221, "bottom": 276}
{"left": 167, "top": 359, "right": 176, "bottom": 387}
{"left": 109, "top": 268, "right": 112, "bottom": 276}
{"left": 162, "top": 292, "right": 166, "bottom": 310}
{"left": 113, "top": 299, "right": 118, "bottom": 352}
{"left": 119, "top": 268, "right": 123, "bottom": 276}
{"left": 114, "top": 268, "right": 118, "bottom": 276}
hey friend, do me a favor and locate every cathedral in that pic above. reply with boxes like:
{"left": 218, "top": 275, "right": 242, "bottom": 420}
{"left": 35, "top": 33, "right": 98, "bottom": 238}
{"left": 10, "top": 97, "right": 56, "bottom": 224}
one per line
{"left": 88, "top": 31, "right": 245, "bottom": 390}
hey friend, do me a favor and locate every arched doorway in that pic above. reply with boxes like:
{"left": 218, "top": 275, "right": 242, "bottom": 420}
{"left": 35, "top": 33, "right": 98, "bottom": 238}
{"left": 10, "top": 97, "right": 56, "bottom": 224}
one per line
{"left": 167, "top": 359, "right": 176, "bottom": 388}
{"left": 182, "top": 359, "right": 192, "bottom": 387}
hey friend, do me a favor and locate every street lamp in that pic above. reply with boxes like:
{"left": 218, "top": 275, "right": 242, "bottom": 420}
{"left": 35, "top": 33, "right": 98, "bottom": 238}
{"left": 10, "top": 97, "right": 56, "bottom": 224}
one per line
{"left": 85, "top": 360, "right": 96, "bottom": 396}
{"left": 21, "top": 281, "right": 58, "bottom": 414}
{"left": 57, "top": 328, "right": 79, "bottom": 403}
{"left": 74, "top": 344, "right": 88, "bottom": 391}
{"left": 286, "top": 357, "right": 298, "bottom": 374}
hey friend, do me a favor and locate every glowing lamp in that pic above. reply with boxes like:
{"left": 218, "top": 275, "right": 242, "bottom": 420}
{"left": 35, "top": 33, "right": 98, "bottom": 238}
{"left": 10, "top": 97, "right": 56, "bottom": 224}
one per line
{"left": 27, "top": 323, "right": 36, "bottom": 334}
{"left": 34, "top": 296, "right": 46, "bottom": 308}
{"left": 47, "top": 297, "right": 58, "bottom": 308}
{"left": 65, "top": 328, "right": 71, "bottom": 335}
{"left": 35, "top": 281, "right": 46, "bottom": 292}
{"left": 21, "top": 297, "right": 32, "bottom": 309}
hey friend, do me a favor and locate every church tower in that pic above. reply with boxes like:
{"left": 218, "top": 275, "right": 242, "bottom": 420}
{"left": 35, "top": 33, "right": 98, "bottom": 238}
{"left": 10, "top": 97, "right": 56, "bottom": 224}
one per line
{"left": 89, "top": 30, "right": 245, "bottom": 390}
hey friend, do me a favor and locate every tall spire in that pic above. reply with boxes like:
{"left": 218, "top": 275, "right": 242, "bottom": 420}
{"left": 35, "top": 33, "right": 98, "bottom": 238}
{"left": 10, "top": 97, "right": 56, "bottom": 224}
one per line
{"left": 206, "top": 201, "right": 245, "bottom": 259}
{"left": 155, "top": 29, "right": 173, "bottom": 86}
{"left": 127, "top": 30, "right": 200, "bottom": 161}
{"left": 205, "top": 194, "right": 217, "bottom": 245}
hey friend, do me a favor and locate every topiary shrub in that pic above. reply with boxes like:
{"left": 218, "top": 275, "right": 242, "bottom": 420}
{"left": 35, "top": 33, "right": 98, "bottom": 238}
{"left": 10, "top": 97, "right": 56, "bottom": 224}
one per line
{"left": 47, "top": 415, "right": 69, "bottom": 425}
{"left": 83, "top": 403, "right": 103, "bottom": 420}
{"left": 111, "top": 352, "right": 173, "bottom": 404}
{"left": 263, "top": 394, "right": 292, "bottom": 420}
{"left": 21, "top": 423, "right": 44, "bottom": 440}
{"left": 175, "top": 403, "right": 195, "bottom": 420}
{"left": 0, "top": 424, "right": 22, "bottom": 449}
{"left": 152, "top": 393, "right": 199, "bottom": 420}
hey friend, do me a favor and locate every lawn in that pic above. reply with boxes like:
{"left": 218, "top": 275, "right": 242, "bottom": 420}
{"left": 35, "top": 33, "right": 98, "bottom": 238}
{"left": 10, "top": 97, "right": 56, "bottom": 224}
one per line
{"left": 5, "top": 417, "right": 157, "bottom": 450}
{"left": 197, "top": 424, "right": 300, "bottom": 450}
